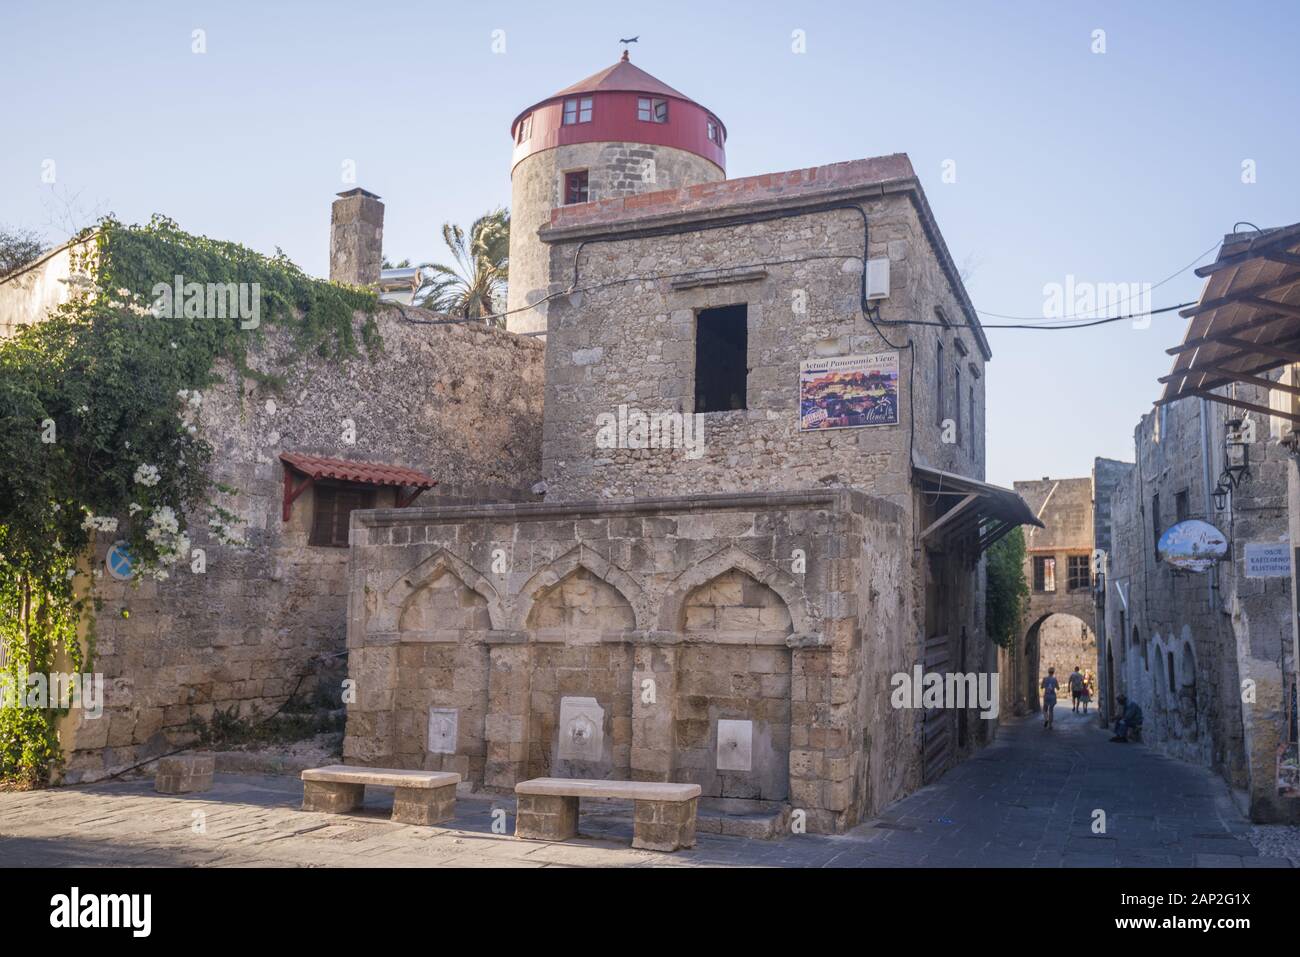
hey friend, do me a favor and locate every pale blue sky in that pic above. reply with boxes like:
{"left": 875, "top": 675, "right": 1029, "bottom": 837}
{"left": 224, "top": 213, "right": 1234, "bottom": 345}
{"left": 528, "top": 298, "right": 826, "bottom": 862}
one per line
{"left": 3, "top": 0, "right": 1296, "bottom": 486}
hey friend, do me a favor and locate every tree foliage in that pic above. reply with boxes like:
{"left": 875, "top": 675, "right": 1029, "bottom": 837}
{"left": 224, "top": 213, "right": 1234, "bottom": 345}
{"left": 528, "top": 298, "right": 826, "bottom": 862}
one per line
{"left": 415, "top": 209, "right": 510, "bottom": 325}
{"left": 0, "top": 215, "right": 378, "bottom": 785}
{"left": 985, "top": 526, "right": 1030, "bottom": 649}
{"left": 0, "top": 226, "right": 45, "bottom": 279}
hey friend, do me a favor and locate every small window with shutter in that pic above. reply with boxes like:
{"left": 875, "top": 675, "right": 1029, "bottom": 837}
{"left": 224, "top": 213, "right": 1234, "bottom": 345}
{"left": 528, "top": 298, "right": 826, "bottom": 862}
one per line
{"left": 310, "top": 483, "right": 376, "bottom": 548}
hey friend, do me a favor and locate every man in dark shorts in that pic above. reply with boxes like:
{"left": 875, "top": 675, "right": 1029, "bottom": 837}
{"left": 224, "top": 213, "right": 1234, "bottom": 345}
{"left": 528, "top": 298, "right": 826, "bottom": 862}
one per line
{"left": 1068, "top": 666, "right": 1085, "bottom": 713}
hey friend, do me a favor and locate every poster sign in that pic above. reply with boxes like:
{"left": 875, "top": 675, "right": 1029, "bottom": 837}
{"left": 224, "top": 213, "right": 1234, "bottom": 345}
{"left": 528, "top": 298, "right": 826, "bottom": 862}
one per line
{"left": 1244, "top": 541, "right": 1291, "bottom": 578}
{"left": 1157, "top": 519, "right": 1228, "bottom": 573}
{"left": 799, "top": 352, "right": 899, "bottom": 430}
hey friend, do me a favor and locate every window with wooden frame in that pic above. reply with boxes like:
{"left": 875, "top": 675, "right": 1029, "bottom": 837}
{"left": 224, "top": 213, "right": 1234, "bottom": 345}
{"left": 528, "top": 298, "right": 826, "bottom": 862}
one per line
{"left": 1175, "top": 488, "right": 1190, "bottom": 522}
{"left": 1151, "top": 493, "right": 1161, "bottom": 560}
{"left": 955, "top": 365, "right": 962, "bottom": 446}
{"left": 516, "top": 114, "right": 532, "bottom": 143}
{"left": 707, "top": 119, "right": 718, "bottom": 142}
{"left": 968, "top": 384, "right": 975, "bottom": 453}
{"left": 637, "top": 97, "right": 668, "bottom": 123}
{"left": 1033, "top": 555, "right": 1056, "bottom": 593}
{"left": 935, "top": 341, "right": 945, "bottom": 427}
{"left": 564, "top": 170, "right": 589, "bottom": 205}
{"left": 309, "top": 483, "right": 376, "bottom": 548}
{"left": 562, "top": 97, "right": 592, "bottom": 124}
{"left": 1067, "top": 554, "right": 1091, "bottom": 591}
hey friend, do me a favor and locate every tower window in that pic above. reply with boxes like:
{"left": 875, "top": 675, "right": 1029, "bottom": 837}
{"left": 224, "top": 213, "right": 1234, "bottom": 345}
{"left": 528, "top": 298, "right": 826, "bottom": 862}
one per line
{"left": 564, "top": 170, "right": 589, "bottom": 205}
{"left": 563, "top": 97, "right": 593, "bottom": 124}
{"left": 637, "top": 97, "right": 668, "bottom": 123}
{"left": 517, "top": 114, "right": 532, "bottom": 143}
{"left": 694, "top": 305, "right": 747, "bottom": 413}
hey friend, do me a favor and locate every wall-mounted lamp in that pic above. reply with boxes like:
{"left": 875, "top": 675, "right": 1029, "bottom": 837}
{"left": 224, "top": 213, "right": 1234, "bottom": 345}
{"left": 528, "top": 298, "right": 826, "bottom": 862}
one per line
{"left": 1217, "top": 418, "right": 1252, "bottom": 500}
{"left": 1212, "top": 481, "right": 1230, "bottom": 512}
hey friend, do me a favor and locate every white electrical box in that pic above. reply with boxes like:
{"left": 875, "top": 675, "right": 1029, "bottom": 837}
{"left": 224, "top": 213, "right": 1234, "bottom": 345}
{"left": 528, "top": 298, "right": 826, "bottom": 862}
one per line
{"left": 866, "top": 258, "right": 891, "bottom": 300}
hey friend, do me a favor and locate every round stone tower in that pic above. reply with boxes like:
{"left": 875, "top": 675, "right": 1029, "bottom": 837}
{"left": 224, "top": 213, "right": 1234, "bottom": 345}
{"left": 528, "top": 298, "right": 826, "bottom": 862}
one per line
{"left": 507, "top": 52, "right": 727, "bottom": 334}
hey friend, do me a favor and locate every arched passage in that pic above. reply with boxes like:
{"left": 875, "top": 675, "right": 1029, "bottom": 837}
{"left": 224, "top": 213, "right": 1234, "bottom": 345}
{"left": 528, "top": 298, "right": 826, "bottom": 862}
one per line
{"left": 1021, "top": 612, "right": 1097, "bottom": 712}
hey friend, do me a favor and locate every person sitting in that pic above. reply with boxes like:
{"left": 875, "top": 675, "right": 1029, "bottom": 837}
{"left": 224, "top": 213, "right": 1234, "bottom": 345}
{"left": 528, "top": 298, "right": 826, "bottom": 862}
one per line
{"left": 1110, "top": 694, "right": 1143, "bottom": 742}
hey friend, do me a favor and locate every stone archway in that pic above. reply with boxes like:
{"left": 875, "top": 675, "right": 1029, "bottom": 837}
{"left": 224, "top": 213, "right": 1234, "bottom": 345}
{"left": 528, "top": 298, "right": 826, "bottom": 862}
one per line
{"left": 1021, "top": 612, "right": 1097, "bottom": 712}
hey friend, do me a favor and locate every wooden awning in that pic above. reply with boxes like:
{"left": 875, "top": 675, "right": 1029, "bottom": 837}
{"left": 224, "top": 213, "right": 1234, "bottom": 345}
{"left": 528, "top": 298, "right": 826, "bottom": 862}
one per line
{"left": 1158, "top": 223, "right": 1300, "bottom": 422}
{"left": 914, "top": 461, "right": 1044, "bottom": 556}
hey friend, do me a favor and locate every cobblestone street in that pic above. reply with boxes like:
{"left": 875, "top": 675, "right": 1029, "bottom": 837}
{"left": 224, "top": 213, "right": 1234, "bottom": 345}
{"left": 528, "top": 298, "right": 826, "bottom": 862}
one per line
{"left": 1, "top": 709, "right": 1292, "bottom": 868}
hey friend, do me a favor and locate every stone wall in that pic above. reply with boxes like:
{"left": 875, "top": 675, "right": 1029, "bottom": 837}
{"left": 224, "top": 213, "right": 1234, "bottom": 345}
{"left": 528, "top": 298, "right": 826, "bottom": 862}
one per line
{"left": 507, "top": 141, "right": 723, "bottom": 335}
{"left": 1012, "top": 476, "right": 1096, "bottom": 709}
{"left": 1105, "top": 388, "right": 1299, "bottom": 822}
{"left": 57, "top": 308, "right": 546, "bottom": 781}
{"left": 344, "top": 489, "right": 918, "bottom": 833}
{"left": 1037, "top": 615, "right": 1095, "bottom": 688}
{"left": 538, "top": 178, "right": 988, "bottom": 509}
{"left": 1093, "top": 456, "right": 1136, "bottom": 722}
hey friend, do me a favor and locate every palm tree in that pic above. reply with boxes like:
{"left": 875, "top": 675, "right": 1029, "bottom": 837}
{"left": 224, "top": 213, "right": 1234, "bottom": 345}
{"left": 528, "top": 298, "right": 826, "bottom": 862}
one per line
{"left": 415, "top": 209, "right": 509, "bottom": 326}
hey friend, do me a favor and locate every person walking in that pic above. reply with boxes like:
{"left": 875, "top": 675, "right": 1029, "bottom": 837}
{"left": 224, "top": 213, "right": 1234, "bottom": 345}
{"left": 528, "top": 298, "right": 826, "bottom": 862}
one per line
{"left": 1068, "top": 666, "right": 1085, "bottom": 713}
{"left": 1079, "top": 676, "right": 1092, "bottom": 715}
{"left": 1041, "top": 668, "right": 1060, "bottom": 729}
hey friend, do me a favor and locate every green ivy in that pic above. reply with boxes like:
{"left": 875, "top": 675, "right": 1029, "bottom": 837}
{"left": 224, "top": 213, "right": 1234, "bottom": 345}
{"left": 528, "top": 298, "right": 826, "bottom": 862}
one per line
{"left": 985, "top": 526, "right": 1030, "bottom": 649}
{"left": 0, "top": 215, "right": 379, "bottom": 785}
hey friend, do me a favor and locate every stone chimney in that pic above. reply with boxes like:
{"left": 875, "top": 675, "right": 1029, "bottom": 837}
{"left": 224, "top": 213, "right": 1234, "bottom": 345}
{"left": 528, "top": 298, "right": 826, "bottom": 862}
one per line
{"left": 329, "top": 188, "right": 384, "bottom": 286}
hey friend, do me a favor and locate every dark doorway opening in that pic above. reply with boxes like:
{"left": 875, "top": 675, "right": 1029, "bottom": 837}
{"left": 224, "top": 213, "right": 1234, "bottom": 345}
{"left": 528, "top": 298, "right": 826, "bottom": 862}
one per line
{"left": 694, "top": 304, "right": 747, "bottom": 412}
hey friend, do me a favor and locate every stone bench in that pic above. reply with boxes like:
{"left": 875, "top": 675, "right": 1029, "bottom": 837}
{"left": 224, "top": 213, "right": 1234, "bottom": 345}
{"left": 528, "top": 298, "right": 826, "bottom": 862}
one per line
{"left": 515, "top": 778, "right": 702, "bottom": 852}
{"left": 301, "top": 765, "right": 460, "bottom": 826}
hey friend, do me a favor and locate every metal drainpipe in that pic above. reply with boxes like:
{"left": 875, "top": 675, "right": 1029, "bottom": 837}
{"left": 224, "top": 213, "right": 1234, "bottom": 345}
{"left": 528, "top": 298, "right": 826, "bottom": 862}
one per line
{"left": 1199, "top": 397, "right": 1218, "bottom": 611}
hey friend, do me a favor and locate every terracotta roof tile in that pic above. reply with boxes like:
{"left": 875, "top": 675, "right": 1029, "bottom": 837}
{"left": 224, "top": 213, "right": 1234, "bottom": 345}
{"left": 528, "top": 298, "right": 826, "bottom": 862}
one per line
{"left": 280, "top": 452, "right": 437, "bottom": 489}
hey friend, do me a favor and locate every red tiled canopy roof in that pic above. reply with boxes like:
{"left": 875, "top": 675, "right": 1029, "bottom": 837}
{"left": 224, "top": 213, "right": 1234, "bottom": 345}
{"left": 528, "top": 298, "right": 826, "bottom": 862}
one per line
{"left": 280, "top": 452, "right": 437, "bottom": 489}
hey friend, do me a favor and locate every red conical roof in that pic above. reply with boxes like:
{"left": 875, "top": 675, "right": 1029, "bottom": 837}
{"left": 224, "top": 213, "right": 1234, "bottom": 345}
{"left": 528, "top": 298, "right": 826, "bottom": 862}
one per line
{"left": 549, "top": 51, "right": 693, "bottom": 102}
{"left": 510, "top": 53, "right": 721, "bottom": 138}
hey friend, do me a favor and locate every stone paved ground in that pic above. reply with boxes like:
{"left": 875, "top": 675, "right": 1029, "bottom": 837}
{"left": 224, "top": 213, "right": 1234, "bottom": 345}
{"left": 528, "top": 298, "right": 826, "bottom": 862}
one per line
{"left": 0, "top": 708, "right": 1291, "bottom": 868}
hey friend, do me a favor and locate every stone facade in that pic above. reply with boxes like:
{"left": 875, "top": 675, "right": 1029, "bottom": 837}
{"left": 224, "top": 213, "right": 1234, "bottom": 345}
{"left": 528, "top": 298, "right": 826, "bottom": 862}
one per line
{"left": 1092, "top": 456, "right": 1135, "bottom": 723}
{"left": 508, "top": 140, "right": 723, "bottom": 335}
{"left": 1036, "top": 616, "right": 1095, "bottom": 691}
{"left": 1104, "top": 387, "right": 1299, "bottom": 823}
{"left": 56, "top": 307, "right": 545, "bottom": 781}
{"left": 345, "top": 489, "right": 921, "bottom": 833}
{"left": 343, "top": 154, "right": 1013, "bottom": 834}
{"left": 538, "top": 156, "right": 988, "bottom": 504}
{"left": 1005, "top": 477, "right": 1096, "bottom": 712}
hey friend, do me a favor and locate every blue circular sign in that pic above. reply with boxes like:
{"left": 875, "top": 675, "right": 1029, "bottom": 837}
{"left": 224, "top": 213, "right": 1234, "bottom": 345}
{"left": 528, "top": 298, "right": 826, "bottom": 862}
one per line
{"left": 106, "top": 541, "right": 135, "bottom": 581}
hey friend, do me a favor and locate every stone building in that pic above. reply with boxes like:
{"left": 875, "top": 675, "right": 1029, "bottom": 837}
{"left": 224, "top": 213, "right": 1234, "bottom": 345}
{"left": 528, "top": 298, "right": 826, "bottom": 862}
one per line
{"left": 1108, "top": 225, "right": 1300, "bottom": 823}
{"left": 0, "top": 195, "right": 546, "bottom": 782}
{"left": 1002, "top": 477, "right": 1097, "bottom": 713}
{"left": 343, "top": 56, "right": 1039, "bottom": 834}
{"left": 506, "top": 51, "right": 726, "bottom": 335}
{"left": 1091, "top": 455, "right": 1135, "bottom": 720}
{"left": 1103, "top": 393, "right": 1297, "bottom": 821}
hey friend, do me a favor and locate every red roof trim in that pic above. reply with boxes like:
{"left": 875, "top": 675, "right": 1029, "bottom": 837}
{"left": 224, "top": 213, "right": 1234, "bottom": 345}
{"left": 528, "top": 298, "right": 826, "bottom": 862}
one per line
{"left": 279, "top": 452, "right": 438, "bottom": 490}
{"left": 510, "top": 57, "right": 724, "bottom": 140}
